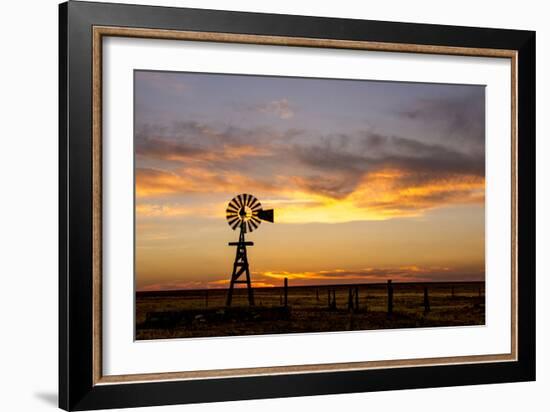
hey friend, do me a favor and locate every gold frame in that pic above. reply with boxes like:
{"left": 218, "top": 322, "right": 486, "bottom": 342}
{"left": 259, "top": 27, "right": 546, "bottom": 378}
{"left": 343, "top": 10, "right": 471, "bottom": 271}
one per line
{"left": 92, "top": 26, "right": 518, "bottom": 385}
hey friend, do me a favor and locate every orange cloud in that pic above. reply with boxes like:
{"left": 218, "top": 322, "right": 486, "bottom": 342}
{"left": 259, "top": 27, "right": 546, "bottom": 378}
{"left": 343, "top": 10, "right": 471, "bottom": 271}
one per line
{"left": 136, "top": 135, "right": 271, "bottom": 163}
{"left": 138, "top": 280, "right": 205, "bottom": 291}
{"left": 206, "top": 279, "right": 277, "bottom": 289}
{"left": 252, "top": 265, "right": 483, "bottom": 285}
{"left": 136, "top": 167, "right": 276, "bottom": 199}
{"left": 136, "top": 165, "right": 484, "bottom": 222}
{"left": 163, "top": 144, "right": 270, "bottom": 162}
{"left": 137, "top": 265, "right": 484, "bottom": 291}
{"left": 274, "top": 169, "right": 484, "bottom": 223}
{"left": 349, "top": 169, "right": 485, "bottom": 215}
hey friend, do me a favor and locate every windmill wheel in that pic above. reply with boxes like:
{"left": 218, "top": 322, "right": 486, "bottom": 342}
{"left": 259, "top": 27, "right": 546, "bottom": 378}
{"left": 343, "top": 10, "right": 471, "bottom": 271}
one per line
{"left": 226, "top": 194, "right": 263, "bottom": 233}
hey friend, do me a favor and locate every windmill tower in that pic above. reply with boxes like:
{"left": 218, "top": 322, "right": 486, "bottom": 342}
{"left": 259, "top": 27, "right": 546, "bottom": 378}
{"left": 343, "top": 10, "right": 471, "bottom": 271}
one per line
{"left": 225, "top": 193, "right": 274, "bottom": 306}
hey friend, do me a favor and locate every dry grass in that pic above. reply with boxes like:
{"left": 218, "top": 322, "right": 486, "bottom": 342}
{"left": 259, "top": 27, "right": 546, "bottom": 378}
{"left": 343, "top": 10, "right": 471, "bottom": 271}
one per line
{"left": 136, "top": 282, "right": 485, "bottom": 340}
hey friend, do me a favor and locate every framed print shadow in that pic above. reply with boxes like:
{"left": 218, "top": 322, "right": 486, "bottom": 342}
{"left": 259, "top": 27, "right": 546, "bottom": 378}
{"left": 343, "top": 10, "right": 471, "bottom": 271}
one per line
{"left": 59, "top": 1, "right": 535, "bottom": 410}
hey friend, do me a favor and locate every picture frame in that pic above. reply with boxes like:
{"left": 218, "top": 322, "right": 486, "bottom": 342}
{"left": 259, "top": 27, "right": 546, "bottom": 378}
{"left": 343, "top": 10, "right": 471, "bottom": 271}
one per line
{"left": 59, "top": 1, "right": 535, "bottom": 410}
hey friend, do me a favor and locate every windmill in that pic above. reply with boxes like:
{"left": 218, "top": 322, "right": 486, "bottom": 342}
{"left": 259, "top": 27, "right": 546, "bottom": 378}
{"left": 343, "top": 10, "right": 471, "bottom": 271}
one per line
{"left": 225, "top": 193, "right": 274, "bottom": 306}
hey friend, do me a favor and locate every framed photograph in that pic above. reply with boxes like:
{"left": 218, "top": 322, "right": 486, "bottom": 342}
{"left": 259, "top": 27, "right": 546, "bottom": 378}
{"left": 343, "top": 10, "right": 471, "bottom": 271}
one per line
{"left": 59, "top": 1, "right": 535, "bottom": 410}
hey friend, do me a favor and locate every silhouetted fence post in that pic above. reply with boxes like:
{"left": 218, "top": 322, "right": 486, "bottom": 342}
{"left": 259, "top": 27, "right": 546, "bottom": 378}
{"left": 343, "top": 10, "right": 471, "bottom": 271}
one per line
{"left": 451, "top": 286, "right": 455, "bottom": 298}
{"left": 328, "top": 289, "right": 337, "bottom": 310}
{"left": 284, "top": 277, "right": 288, "bottom": 307}
{"left": 347, "top": 287, "right": 361, "bottom": 312}
{"left": 387, "top": 280, "right": 393, "bottom": 317}
{"left": 316, "top": 288, "right": 320, "bottom": 302}
{"left": 424, "top": 286, "right": 430, "bottom": 313}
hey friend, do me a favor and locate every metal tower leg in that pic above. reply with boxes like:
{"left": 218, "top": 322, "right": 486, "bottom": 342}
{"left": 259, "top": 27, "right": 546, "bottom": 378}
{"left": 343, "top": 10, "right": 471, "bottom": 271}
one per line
{"left": 226, "top": 225, "right": 255, "bottom": 306}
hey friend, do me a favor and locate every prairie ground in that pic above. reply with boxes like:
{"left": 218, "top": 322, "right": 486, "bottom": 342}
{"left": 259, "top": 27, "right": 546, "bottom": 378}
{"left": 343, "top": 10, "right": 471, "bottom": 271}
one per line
{"left": 136, "top": 282, "right": 484, "bottom": 340}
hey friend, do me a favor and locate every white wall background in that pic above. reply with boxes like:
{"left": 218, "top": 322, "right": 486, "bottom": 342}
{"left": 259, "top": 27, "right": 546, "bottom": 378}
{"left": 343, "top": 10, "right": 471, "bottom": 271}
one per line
{"left": 0, "top": 0, "right": 546, "bottom": 411}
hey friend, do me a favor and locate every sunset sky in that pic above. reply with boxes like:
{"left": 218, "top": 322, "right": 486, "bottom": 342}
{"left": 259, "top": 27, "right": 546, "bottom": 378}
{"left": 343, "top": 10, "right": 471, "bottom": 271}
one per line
{"left": 134, "top": 70, "right": 485, "bottom": 291}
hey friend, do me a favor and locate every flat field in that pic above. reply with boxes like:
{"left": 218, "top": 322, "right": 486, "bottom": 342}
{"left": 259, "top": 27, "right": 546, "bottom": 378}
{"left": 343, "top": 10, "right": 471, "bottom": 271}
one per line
{"left": 136, "top": 282, "right": 484, "bottom": 340}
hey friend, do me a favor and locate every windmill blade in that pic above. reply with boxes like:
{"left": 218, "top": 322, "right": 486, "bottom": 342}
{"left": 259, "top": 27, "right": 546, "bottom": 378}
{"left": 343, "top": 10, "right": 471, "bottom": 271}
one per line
{"left": 227, "top": 203, "right": 239, "bottom": 212}
{"left": 227, "top": 216, "right": 241, "bottom": 225}
{"left": 247, "top": 194, "right": 257, "bottom": 207}
{"left": 249, "top": 198, "right": 261, "bottom": 211}
{"left": 249, "top": 219, "right": 259, "bottom": 231}
{"left": 246, "top": 194, "right": 258, "bottom": 208}
{"left": 228, "top": 213, "right": 240, "bottom": 223}
{"left": 236, "top": 194, "right": 245, "bottom": 208}
{"left": 228, "top": 215, "right": 240, "bottom": 226}
{"left": 226, "top": 194, "right": 274, "bottom": 233}
{"left": 230, "top": 219, "right": 241, "bottom": 230}
{"left": 226, "top": 215, "right": 239, "bottom": 224}
{"left": 226, "top": 208, "right": 238, "bottom": 216}
{"left": 229, "top": 198, "right": 239, "bottom": 210}
{"left": 227, "top": 205, "right": 239, "bottom": 215}
{"left": 257, "top": 209, "right": 274, "bottom": 223}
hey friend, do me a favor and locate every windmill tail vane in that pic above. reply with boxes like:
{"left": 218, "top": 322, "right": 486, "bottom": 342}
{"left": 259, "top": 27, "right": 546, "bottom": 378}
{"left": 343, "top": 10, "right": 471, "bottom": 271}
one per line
{"left": 225, "top": 193, "right": 274, "bottom": 306}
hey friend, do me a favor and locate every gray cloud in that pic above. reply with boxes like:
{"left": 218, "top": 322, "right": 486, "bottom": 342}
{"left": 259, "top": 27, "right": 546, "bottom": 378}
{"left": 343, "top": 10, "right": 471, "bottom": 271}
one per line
{"left": 254, "top": 98, "right": 295, "bottom": 119}
{"left": 136, "top": 110, "right": 485, "bottom": 201}
{"left": 398, "top": 90, "right": 485, "bottom": 152}
{"left": 136, "top": 121, "right": 304, "bottom": 163}
{"left": 136, "top": 136, "right": 209, "bottom": 160}
{"left": 295, "top": 132, "right": 483, "bottom": 175}
{"left": 289, "top": 131, "right": 484, "bottom": 198}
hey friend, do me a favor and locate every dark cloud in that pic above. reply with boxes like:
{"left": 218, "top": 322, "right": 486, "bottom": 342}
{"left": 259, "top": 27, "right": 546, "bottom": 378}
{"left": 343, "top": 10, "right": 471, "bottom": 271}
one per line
{"left": 289, "top": 131, "right": 484, "bottom": 198}
{"left": 136, "top": 136, "right": 209, "bottom": 160}
{"left": 398, "top": 90, "right": 485, "bottom": 152}
{"left": 135, "top": 121, "right": 303, "bottom": 163}
{"left": 137, "top": 120, "right": 303, "bottom": 146}
{"left": 295, "top": 132, "right": 483, "bottom": 175}
{"left": 136, "top": 101, "right": 485, "bottom": 202}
